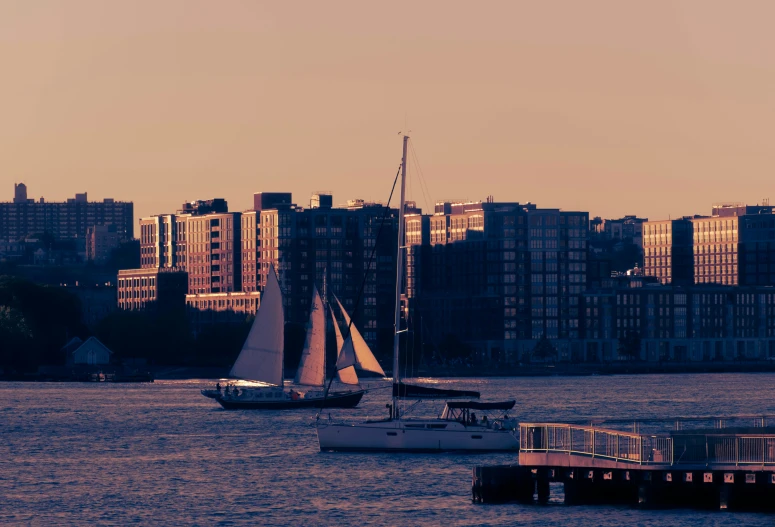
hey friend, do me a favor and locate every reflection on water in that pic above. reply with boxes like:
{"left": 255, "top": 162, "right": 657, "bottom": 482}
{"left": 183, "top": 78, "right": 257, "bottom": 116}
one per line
{"left": 2, "top": 374, "right": 775, "bottom": 526}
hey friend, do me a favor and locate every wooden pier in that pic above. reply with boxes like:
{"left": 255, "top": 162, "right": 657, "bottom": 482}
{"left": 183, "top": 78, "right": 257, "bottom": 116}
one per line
{"left": 473, "top": 419, "right": 775, "bottom": 511}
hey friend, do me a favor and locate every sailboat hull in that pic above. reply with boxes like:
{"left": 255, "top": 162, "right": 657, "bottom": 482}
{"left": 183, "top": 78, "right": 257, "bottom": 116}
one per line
{"left": 216, "top": 389, "right": 365, "bottom": 410}
{"left": 200, "top": 389, "right": 220, "bottom": 399}
{"left": 316, "top": 419, "right": 519, "bottom": 452}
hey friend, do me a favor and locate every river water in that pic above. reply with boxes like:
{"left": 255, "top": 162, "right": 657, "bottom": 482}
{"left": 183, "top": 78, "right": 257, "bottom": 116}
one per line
{"left": 3, "top": 374, "right": 775, "bottom": 526}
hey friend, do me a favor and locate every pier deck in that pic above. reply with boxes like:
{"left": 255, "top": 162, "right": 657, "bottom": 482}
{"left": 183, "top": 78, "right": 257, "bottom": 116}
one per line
{"left": 473, "top": 417, "right": 775, "bottom": 510}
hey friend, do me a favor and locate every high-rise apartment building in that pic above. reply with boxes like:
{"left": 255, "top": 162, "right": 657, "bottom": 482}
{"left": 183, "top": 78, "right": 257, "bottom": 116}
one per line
{"left": 642, "top": 218, "right": 694, "bottom": 285}
{"left": 240, "top": 210, "right": 260, "bottom": 293}
{"left": 138, "top": 199, "right": 239, "bottom": 294}
{"left": 186, "top": 212, "right": 241, "bottom": 294}
{"left": 406, "top": 199, "right": 587, "bottom": 360}
{"left": 253, "top": 192, "right": 397, "bottom": 354}
{"left": 692, "top": 204, "right": 775, "bottom": 286}
{"left": 126, "top": 192, "right": 398, "bottom": 355}
{"left": 0, "top": 184, "right": 133, "bottom": 241}
{"left": 527, "top": 208, "right": 588, "bottom": 341}
{"left": 644, "top": 204, "right": 775, "bottom": 287}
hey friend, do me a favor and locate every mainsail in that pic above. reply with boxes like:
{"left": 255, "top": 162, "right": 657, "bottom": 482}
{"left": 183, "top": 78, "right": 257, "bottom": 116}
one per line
{"left": 294, "top": 286, "right": 326, "bottom": 386}
{"left": 229, "top": 266, "right": 284, "bottom": 385}
{"left": 331, "top": 304, "right": 359, "bottom": 385}
{"left": 334, "top": 295, "right": 385, "bottom": 376}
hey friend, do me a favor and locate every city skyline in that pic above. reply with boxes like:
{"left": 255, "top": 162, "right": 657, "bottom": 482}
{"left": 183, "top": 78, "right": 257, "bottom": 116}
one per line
{"left": 3, "top": 1, "right": 775, "bottom": 223}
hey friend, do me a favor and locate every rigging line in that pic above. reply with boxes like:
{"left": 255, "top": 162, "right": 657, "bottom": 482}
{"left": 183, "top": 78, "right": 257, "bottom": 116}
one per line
{"left": 406, "top": 154, "right": 413, "bottom": 207}
{"left": 408, "top": 317, "right": 414, "bottom": 379}
{"left": 407, "top": 142, "right": 424, "bottom": 209}
{"left": 414, "top": 149, "right": 434, "bottom": 214}
{"left": 409, "top": 141, "right": 434, "bottom": 215}
{"left": 318, "top": 162, "right": 403, "bottom": 412}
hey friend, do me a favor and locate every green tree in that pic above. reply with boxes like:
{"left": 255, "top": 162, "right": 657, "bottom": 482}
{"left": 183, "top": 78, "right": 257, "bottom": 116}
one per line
{"left": 95, "top": 306, "right": 193, "bottom": 365}
{"left": 0, "top": 276, "right": 87, "bottom": 371}
{"left": 0, "top": 306, "right": 34, "bottom": 371}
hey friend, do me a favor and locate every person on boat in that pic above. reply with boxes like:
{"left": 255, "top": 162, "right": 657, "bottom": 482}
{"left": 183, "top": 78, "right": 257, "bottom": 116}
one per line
{"left": 470, "top": 413, "right": 477, "bottom": 425}
{"left": 290, "top": 390, "right": 299, "bottom": 401}
{"left": 481, "top": 415, "right": 488, "bottom": 428}
{"left": 216, "top": 382, "right": 221, "bottom": 393}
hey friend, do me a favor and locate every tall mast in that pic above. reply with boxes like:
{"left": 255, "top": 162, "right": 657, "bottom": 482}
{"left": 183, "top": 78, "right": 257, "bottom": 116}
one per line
{"left": 322, "top": 269, "right": 327, "bottom": 380}
{"left": 392, "top": 135, "right": 408, "bottom": 419}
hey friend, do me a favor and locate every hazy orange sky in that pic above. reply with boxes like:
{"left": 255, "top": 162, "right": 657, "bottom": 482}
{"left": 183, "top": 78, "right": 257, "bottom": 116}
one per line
{"left": 2, "top": 1, "right": 774, "bottom": 223}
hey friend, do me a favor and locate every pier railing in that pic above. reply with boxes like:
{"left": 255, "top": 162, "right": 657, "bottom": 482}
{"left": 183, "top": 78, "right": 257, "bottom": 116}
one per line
{"left": 520, "top": 423, "right": 775, "bottom": 467}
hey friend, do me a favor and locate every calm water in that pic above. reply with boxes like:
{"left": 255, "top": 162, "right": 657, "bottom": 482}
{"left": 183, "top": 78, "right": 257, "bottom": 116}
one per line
{"left": 3, "top": 374, "right": 775, "bottom": 526}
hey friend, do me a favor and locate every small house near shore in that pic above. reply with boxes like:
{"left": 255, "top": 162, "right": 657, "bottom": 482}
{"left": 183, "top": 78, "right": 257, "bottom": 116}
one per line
{"left": 65, "top": 337, "right": 113, "bottom": 366}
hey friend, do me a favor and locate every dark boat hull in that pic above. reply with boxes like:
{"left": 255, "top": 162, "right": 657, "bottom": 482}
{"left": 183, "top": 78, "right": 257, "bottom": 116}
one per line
{"left": 216, "top": 390, "right": 365, "bottom": 410}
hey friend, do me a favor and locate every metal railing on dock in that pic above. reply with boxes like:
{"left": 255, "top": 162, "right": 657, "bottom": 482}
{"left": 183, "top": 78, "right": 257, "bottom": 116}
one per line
{"left": 520, "top": 423, "right": 775, "bottom": 468}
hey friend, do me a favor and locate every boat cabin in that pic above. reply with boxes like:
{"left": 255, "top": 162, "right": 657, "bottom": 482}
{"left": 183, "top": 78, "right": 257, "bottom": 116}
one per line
{"left": 440, "top": 400, "right": 516, "bottom": 426}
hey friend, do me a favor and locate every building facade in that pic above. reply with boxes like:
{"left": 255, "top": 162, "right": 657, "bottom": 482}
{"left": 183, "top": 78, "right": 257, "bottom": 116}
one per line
{"left": 692, "top": 204, "right": 775, "bottom": 286}
{"left": 86, "top": 224, "right": 120, "bottom": 264}
{"left": 406, "top": 199, "right": 587, "bottom": 361}
{"left": 185, "top": 291, "right": 262, "bottom": 328}
{"left": 117, "top": 268, "right": 188, "bottom": 312}
{"left": 580, "top": 282, "right": 775, "bottom": 363}
{"left": 642, "top": 218, "right": 694, "bottom": 285}
{"left": 137, "top": 200, "right": 241, "bottom": 294}
{"left": 253, "top": 193, "right": 397, "bottom": 355}
{"left": 644, "top": 204, "right": 775, "bottom": 287}
{"left": 185, "top": 212, "right": 241, "bottom": 294}
{"left": 122, "top": 192, "right": 398, "bottom": 356}
{"left": 1, "top": 184, "right": 133, "bottom": 241}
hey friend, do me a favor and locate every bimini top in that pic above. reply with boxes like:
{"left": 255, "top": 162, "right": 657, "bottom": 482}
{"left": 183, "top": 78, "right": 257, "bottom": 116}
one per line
{"left": 444, "top": 400, "right": 516, "bottom": 411}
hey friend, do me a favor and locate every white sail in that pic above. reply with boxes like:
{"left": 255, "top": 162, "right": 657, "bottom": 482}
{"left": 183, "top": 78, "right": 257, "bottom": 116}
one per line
{"left": 330, "top": 304, "right": 344, "bottom": 353}
{"left": 336, "top": 335, "right": 356, "bottom": 369}
{"left": 334, "top": 295, "right": 386, "bottom": 376}
{"left": 331, "top": 305, "right": 360, "bottom": 385}
{"left": 229, "top": 265, "right": 284, "bottom": 385}
{"left": 337, "top": 365, "right": 360, "bottom": 385}
{"left": 294, "top": 286, "right": 326, "bottom": 386}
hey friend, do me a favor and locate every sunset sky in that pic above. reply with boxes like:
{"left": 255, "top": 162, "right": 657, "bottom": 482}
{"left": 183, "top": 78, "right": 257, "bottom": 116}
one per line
{"left": 2, "top": 1, "right": 774, "bottom": 222}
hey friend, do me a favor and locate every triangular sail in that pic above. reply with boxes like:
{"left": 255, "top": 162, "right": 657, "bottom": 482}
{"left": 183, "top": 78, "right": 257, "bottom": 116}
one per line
{"left": 229, "top": 266, "right": 284, "bottom": 385}
{"left": 331, "top": 305, "right": 360, "bottom": 385}
{"left": 336, "top": 335, "right": 356, "bottom": 369}
{"left": 294, "top": 286, "right": 326, "bottom": 386}
{"left": 330, "top": 304, "right": 344, "bottom": 353}
{"left": 337, "top": 365, "right": 360, "bottom": 385}
{"left": 334, "top": 295, "right": 386, "bottom": 376}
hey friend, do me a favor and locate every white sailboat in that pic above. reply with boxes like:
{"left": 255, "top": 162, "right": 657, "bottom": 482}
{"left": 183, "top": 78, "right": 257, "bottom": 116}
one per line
{"left": 316, "top": 135, "right": 520, "bottom": 451}
{"left": 207, "top": 267, "right": 365, "bottom": 410}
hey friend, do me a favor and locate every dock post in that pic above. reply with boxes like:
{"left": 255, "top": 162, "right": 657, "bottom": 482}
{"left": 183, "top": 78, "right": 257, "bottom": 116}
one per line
{"left": 719, "top": 486, "right": 731, "bottom": 510}
{"left": 472, "top": 466, "right": 532, "bottom": 504}
{"left": 638, "top": 483, "right": 652, "bottom": 507}
{"left": 563, "top": 470, "right": 579, "bottom": 505}
{"left": 536, "top": 470, "right": 550, "bottom": 504}
{"left": 515, "top": 468, "right": 536, "bottom": 503}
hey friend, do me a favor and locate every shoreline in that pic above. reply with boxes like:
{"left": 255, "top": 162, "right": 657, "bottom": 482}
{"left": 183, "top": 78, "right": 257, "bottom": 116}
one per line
{"left": 4, "top": 361, "right": 775, "bottom": 382}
